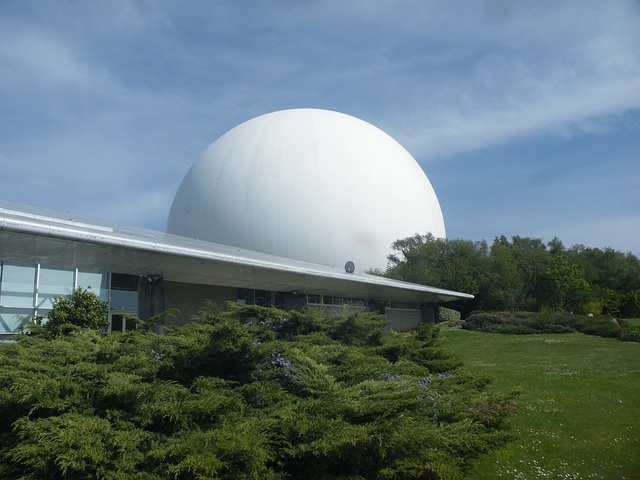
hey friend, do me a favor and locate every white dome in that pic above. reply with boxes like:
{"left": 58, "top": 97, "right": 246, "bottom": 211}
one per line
{"left": 166, "top": 109, "right": 445, "bottom": 271}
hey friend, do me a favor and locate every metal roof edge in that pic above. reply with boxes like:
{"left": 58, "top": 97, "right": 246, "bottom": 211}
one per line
{"left": 1, "top": 199, "right": 474, "bottom": 302}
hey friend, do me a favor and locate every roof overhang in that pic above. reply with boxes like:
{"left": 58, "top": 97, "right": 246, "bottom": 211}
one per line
{"left": 0, "top": 200, "right": 473, "bottom": 305}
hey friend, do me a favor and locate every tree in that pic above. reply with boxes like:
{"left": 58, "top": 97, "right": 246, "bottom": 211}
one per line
{"left": 386, "top": 233, "right": 491, "bottom": 312}
{"left": 383, "top": 233, "right": 640, "bottom": 316}
{"left": 540, "top": 256, "right": 591, "bottom": 311}
{"left": 41, "top": 288, "right": 108, "bottom": 337}
{"left": 487, "top": 237, "right": 529, "bottom": 312}
{"left": 508, "top": 236, "right": 551, "bottom": 302}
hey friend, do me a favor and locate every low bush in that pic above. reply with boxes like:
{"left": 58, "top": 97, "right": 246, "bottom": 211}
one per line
{"left": 0, "top": 303, "right": 518, "bottom": 480}
{"left": 436, "top": 306, "right": 461, "bottom": 323}
{"left": 460, "top": 311, "right": 640, "bottom": 341}
{"left": 620, "top": 327, "right": 640, "bottom": 343}
{"left": 573, "top": 317, "right": 622, "bottom": 338}
{"left": 462, "top": 311, "right": 572, "bottom": 335}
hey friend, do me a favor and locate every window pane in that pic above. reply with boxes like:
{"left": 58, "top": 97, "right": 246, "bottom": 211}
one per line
{"left": 111, "top": 273, "right": 137, "bottom": 290}
{"left": 0, "top": 263, "right": 36, "bottom": 307}
{"left": 254, "top": 290, "right": 270, "bottom": 307}
{"left": 110, "top": 290, "right": 138, "bottom": 311}
{"left": 274, "top": 292, "right": 285, "bottom": 308}
{"left": 77, "top": 270, "right": 109, "bottom": 302}
{"left": 110, "top": 273, "right": 138, "bottom": 311}
{"left": 109, "top": 314, "right": 137, "bottom": 333}
{"left": 37, "top": 267, "right": 74, "bottom": 309}
{"left": 125, "top": 317, "right": 137, "bottom": 331}
{"left": 308, "top": 294, "right": 321, "bottom": 304}
{"left": 237, "top": 288, "right": 253, "bottom": 305}
{"left": 0, "top": 307, "right": 33, "bottom": 335}
{"left": 111, "top": 314, "right": 124, "bottom": 333}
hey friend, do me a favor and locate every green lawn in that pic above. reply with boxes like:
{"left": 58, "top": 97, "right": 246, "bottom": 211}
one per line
{"left": 625, "top": 318, "right": 640, "bottom": 327}
{"left": 438, "top": 328, "right": 640, "bottom": 480}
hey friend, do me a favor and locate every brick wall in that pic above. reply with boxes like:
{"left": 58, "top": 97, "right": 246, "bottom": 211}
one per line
{"left": 308, "top": 304, "right": 369, "bottom": 317}
{"left": 162, "top": 281, "right": 236, "bottom": 327}
{"left": 385, "top": 308, "right": 422, "bottom": 332}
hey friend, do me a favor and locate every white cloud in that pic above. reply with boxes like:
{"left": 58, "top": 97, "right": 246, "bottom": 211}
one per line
{"left": 0, "top": 29, "right": 114, "bottom": 91}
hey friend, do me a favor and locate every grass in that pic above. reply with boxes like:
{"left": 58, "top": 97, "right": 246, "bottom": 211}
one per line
{"left": 438, "top": 327, "right": 640, "bottom": 480}
{"left": 625, "top": 318, "right": 640, "bottom": 327}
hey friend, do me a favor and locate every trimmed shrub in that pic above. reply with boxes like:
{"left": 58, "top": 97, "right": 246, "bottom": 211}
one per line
{"left": 460, "top": 311, "right": 640, "bottom": 342}
{"left": 436, "top": 306, "right": 461, "bottom": 323}
{"left": 573, "top": 317, "right": 622, "bottom": 338}
{"left": 620, "top": 327, "right": 640, "bottom": 343}
{"left": 462, "top": 311, "right": 573, "bottom": 335}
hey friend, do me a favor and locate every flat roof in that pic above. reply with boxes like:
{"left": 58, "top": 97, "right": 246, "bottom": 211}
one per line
{"left": 0, "top": 199, "right": 473, "bottom": 304}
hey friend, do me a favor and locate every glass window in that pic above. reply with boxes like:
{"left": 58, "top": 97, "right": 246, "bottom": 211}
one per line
{"left": 254, "top": 290, "right": 270, "bottom": 307}
{"left": 110, "top": 314, "right": 137, "bottom": 333}
{"left": 389, "top": 301, "right": 419, "bottom": 310}
{"left": 307, "top": 294, "right": 321, "bottom": 304}
{"left": 110, "top": 273, "right": 138, "bottom": 311}
{"left": 0, "top": 263, "right": 36, "bottom": 307}
{"left": 37, "top": 266, "right": 74, "bottom": 309}
{"left": 237, "top": 288, "right": 253, "bottom": 305}
{"left": 0, "top": 307, "right": 33, "bottom": 335}
{"left": 111, "top": 314, "right": 123, "bottom": 332}
{"left": 77, "top": 270, "right": 109, "bottom": 302}
{"left": 274, "top": 292, "right": 285, "bottom": 308}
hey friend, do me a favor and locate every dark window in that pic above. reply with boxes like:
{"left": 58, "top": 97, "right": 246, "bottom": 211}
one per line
{"left": 237, "top": 288, "right": 253, "bottom": 305}
{"left": 254, "top": 290, "right": 270, "bottom": 307}
{"left": 308, "top": 294, "right": 321, "bottom": 304}
{"left": 110, "top": 313, "right": 137, "bottom": 333}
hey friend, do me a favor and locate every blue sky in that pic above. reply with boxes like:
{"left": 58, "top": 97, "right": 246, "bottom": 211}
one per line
{"left": 1, "top": 0, "right": 639, "bottom": 256}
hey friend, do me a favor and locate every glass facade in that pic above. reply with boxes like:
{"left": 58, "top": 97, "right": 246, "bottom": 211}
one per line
{"left": 37, "top": 266, "right": 75, "bottom": 310}
{"left": 236, "top": 288, "right": 272, "bottom": 307}
{"left": 306, "top": 293, "right": 364, "bottom": 306}
{"left": 77, "top": 270, "right": 109, "bottom": 302}
{"left": 0, "top": 261, "right": 138, "bottom": 338}
{"left": 235, "top": 288, "right": 371, "bottom": 310}
{"left": 109, "top": 273, "right": 138, "bottom": 311}
{"left": 0, "top": 263, "right": 36, "bottom": 307}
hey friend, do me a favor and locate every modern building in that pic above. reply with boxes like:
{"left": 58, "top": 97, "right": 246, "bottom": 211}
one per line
{"left": 0, "top": 109, "right": 472, "bottom": 339}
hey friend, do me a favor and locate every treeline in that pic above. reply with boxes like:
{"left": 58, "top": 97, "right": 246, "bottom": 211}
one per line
{"left": 384, "top": 234, "right": 640, "bottom": 317}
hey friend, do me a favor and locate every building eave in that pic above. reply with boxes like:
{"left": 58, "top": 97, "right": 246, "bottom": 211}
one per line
{"left": 0, "top": 199, "right": 473, "bottom": 305}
